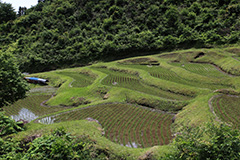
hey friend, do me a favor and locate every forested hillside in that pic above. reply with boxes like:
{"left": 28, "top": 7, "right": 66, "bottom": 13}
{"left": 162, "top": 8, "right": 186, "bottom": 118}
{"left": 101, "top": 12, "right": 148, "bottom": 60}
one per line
{"left": 1, "top": 0, "right": 240, "bottom": 72}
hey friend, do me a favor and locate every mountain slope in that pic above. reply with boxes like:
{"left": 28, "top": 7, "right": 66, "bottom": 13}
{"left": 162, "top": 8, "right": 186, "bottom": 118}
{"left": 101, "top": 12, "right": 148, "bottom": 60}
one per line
{"left": 1, "top": 0, "right": 240, "bottom": 72}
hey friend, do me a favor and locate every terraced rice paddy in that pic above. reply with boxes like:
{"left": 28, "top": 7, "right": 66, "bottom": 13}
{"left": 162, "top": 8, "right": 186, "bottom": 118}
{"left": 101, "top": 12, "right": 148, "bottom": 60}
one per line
{"left": 92, "top": 67, "right": 191, "bottom": 100}
{"left": 3, "top": 95, "right": 67, "bottom": 123}
{"left": 158, "top": 51, "right": 202, "bottom": 61}
{"left": 158, "top": 53, "right": 178, "bottom": 59}
{"left": 212, "top": 95, "right": 240, "bottom": 129}
{"left": 117, "top": 64, "right": 229, "bottom": 90}
{"left": 170, "top": 63, "right": 228, "bottom": 78}
{"left": 58, "top": 71, "right": 95, "bottom": 87}
{"left": 6, "top": 48, "right": 240, "bottom": 151}
{"left": 51, "top": 103, "right": 174, "bottom": 148}
{"left": 29, "top": 86, "right": 58, "bottom": 94}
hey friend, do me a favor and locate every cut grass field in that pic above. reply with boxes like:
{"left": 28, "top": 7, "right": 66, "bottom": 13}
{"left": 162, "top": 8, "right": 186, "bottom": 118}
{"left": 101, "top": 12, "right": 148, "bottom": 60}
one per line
{"left": 5, "top": 46, "right": 240, "bottom": 159}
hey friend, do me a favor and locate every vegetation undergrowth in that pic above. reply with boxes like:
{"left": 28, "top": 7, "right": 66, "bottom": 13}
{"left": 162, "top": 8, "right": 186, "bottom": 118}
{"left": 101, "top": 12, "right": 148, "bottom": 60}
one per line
{"left": 1, "top": 124, "right": 128, "bottom": 159}
{"left": 165, "top": 123, "right": 240, "bottom": 160}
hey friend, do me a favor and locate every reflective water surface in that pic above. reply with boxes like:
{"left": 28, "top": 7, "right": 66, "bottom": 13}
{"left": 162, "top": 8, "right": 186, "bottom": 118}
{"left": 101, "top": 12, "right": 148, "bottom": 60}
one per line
{"left": 11, "top": 108, "right": 38, "bottom": 122}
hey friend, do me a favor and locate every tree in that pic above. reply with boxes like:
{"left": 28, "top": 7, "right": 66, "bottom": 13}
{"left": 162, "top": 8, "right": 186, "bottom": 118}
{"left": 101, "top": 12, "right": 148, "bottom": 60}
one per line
{"left": 0, "top": 51, "right": 28, "bottom": 107}
{"left": 18, "top": 6, "right": 27, "bottom": 16}
{"left": 0, "top": 1, "right": 16, "bottom": 24}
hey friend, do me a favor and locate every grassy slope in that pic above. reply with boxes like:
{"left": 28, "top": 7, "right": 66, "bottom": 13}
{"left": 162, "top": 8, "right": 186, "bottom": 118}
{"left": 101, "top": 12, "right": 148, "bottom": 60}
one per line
{"left": 11, "top": 46, "right": 240, "bottom": 159}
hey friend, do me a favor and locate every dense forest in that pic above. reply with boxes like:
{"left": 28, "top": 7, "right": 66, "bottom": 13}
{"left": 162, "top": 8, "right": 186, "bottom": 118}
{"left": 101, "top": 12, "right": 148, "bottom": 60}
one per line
{"left": 0, "top": 0, "right": 240, "bottom": 72}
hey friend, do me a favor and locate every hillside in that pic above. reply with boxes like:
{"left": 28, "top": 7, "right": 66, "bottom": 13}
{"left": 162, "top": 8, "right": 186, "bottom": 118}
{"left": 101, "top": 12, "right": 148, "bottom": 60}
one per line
{"left": 2, "top": 47, "right": 240, "bottom": 159}
{"left": 1, "top": 0, "right": 240, "bottom": 72}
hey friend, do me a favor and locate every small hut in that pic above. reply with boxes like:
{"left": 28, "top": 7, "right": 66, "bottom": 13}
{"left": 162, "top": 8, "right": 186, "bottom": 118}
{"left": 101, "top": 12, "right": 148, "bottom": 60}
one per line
{"left": 24, "top": 77, "right": 49, "bottom": 85}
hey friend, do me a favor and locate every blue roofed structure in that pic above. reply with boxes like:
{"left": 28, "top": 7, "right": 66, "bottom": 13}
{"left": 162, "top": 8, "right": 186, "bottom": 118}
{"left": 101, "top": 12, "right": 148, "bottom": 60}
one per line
{"left": 24, "top": 77, "right": 49, "bottom": 84}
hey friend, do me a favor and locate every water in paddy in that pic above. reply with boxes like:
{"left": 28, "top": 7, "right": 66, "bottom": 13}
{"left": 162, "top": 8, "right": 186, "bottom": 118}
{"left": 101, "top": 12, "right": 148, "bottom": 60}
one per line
{"left": 11, "top": 108, "right": 38, "bottom": 122}
{"left": 123, "top": 142, "right": 140, "bottom": 148}
{"left": 37, "top": 116, "right": 56, "bottom": 124}
{"left": 3, "top": 95, "right": 67, "bottom": 123}
{"left": 10, "top": 108, "right": 56, "bottom": 124}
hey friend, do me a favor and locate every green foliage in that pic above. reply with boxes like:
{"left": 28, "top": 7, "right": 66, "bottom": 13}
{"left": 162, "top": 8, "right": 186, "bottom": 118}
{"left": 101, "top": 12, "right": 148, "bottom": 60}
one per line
{"left": 166, "top": 123, "right": 240, "bottom": 160}
{"left": 0, "top": 1, "right": 16, "bottom": 24}
{"left": 103, "top": 17, "right": 113, "bottom": 31}
{"left": 0, "top": 112, "right": 24, "bottom": 137}
{"left": 0, "top": 137, "right": 23, "bottom": 159}
{"left": 23, "top": 127, "right": 113, "bottom": 160}
{"left": 0, "top": 126, "right": 118, "bottom": 159}
{"left": 1, "top": 0, "right": 240, "bottom": 72}
{"left": 23, "top": 127, "right": 91, "bottom": 159}
{"left": 0, "top": 51, "right": 29, "bottom": 107}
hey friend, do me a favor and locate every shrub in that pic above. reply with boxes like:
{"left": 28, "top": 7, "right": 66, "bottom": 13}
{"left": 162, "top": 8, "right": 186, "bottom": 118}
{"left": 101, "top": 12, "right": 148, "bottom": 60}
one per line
{"left": 0, "top": 112, "right": 24, "bottom": 137}
{"left": 103, "top": 17, "right": 113, "bottom": 31}
{"left": 0, "top": 137, "right": 23, "bottom": 159}
{"left": 165, "top": 123, "right": 240, "bottom": 160}
{"left": 23, "top": 127, "right": 93, "bottom": 160}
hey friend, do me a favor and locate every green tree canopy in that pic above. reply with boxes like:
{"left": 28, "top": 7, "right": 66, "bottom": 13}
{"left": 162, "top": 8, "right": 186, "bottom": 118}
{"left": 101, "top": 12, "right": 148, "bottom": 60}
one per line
{"left": 0, "top": 1, "right": 16, "bottom": 24}
{"left": 1, "top": 0, "right": 240, "bottom": 72}
{"left": 0, "top": 51, "right": 28, "bottom": 107}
